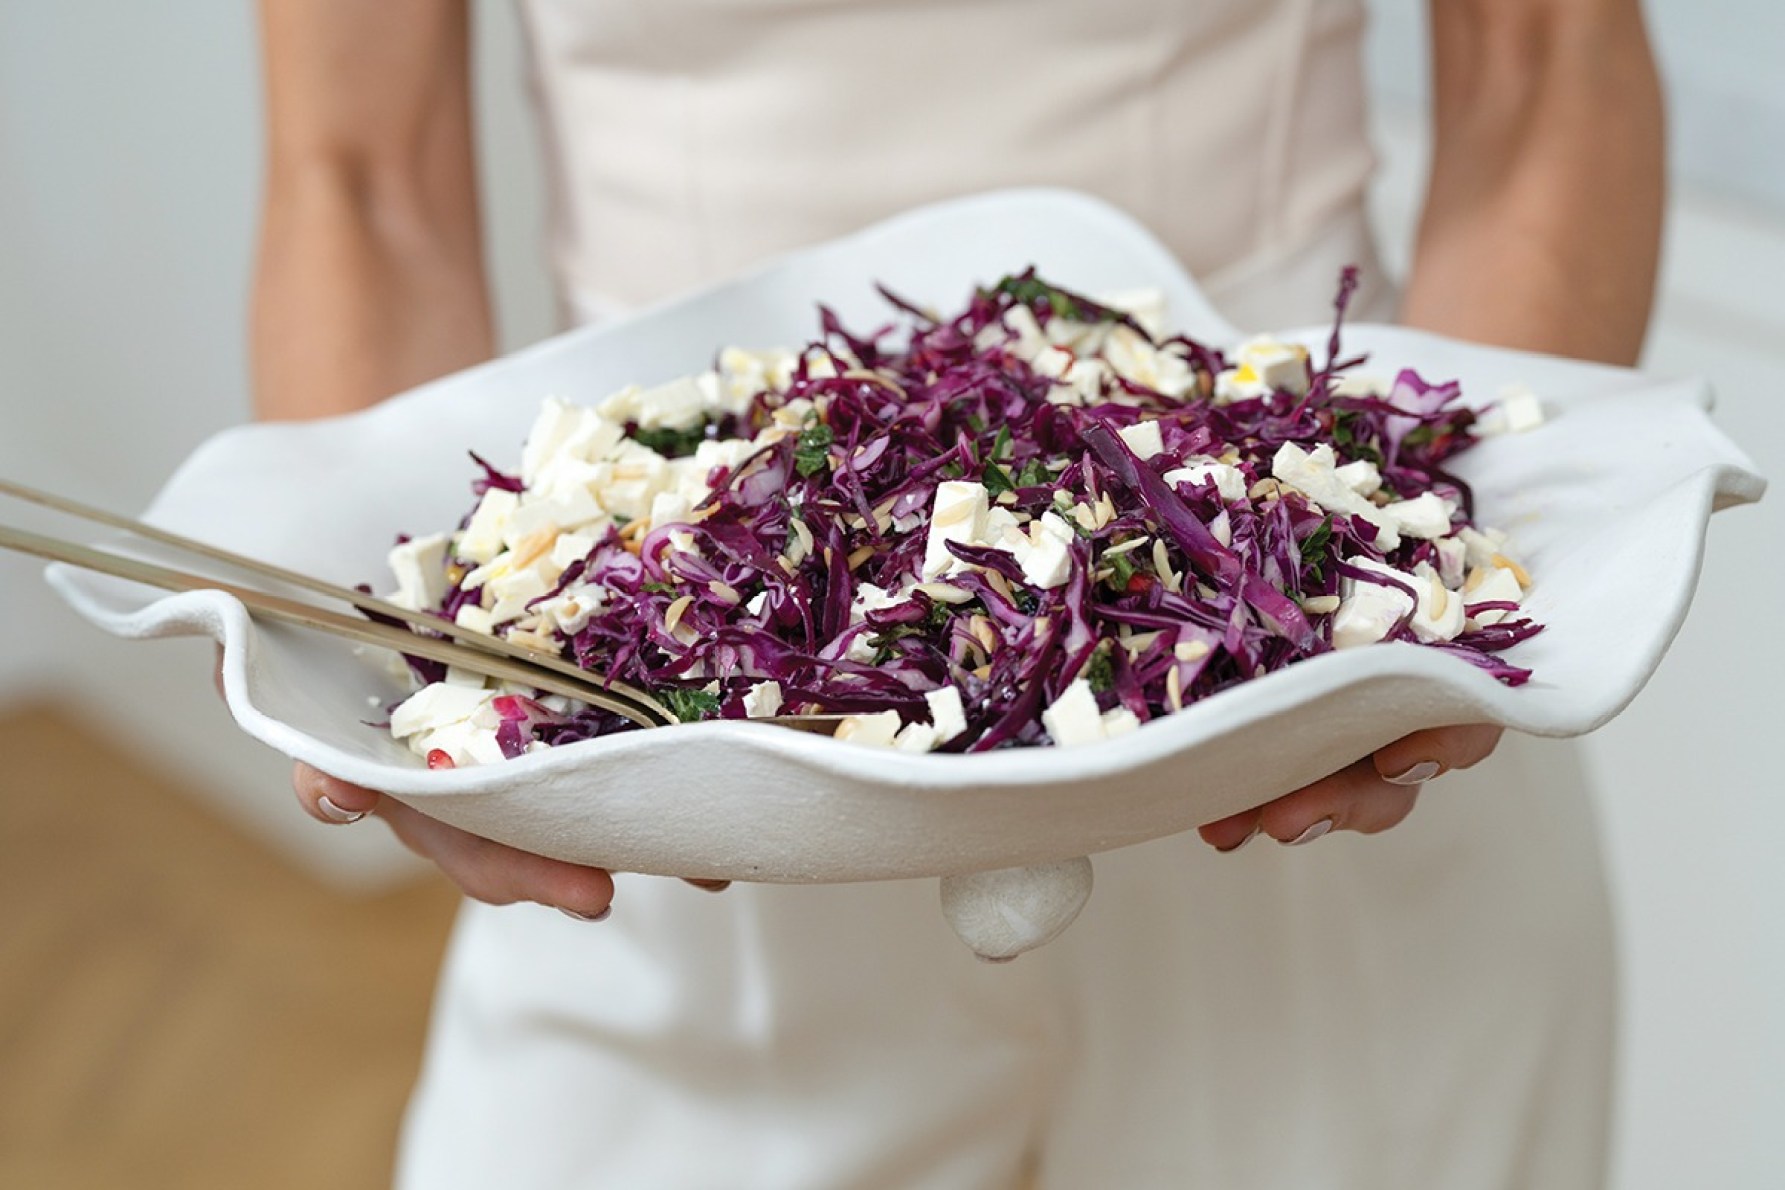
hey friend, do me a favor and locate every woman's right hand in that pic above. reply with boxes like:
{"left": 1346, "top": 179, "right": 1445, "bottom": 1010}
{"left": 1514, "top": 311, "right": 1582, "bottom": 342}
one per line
{"left": 292, "top": 763, "right": 622, "bottom": 919}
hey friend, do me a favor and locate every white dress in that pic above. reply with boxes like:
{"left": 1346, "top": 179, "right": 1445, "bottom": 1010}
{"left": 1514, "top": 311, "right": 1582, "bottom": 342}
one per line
{"left": 397, "top": 2, "right": 1616, "bottom": 1186}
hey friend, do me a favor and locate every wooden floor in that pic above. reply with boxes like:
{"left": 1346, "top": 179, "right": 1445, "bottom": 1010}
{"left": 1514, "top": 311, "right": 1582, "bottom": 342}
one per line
{"left": 0, "top": 704, "right": 459, "bottom": 1190}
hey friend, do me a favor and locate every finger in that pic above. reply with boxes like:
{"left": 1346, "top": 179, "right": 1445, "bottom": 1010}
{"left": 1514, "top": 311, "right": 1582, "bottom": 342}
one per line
{"left": 373, "top": 797, "right": 615, "bottom": 917}
{"left": 1255, "top": 758, "right": 1421, "bottom": 844}
{"left": 682, "top": 879, "right": 732, "bottom": 893}
{"left": 293, "top": 762, "right": 382, "bottom": 825}
{"left": 1197, "top": 808, "right": 1264, "bottom": 853}
{"left": 1371, "top": 724, "right": 1504, "bottom": 786}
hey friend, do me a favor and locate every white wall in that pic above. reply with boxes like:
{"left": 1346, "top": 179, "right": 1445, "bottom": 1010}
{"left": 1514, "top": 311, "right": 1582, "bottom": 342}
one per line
{"left": 0, "top": 2, "right": 551, "bottom": 885}
{"left": 2, "top": 3, "right": 1782, "bottom": 1183}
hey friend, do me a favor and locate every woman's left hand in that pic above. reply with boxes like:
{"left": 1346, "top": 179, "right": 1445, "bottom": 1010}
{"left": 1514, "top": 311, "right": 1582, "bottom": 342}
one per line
{"left": 1197, "top": 725, "right": 1504, "bottom": 851}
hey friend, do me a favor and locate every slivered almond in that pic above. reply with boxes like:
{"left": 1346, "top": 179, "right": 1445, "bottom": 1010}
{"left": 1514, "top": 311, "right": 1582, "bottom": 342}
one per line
{"left": 1492, "top": 554, "right": 1532, "bottom": 588}
{"left": 847, "top": 545, "right": 876, "bottom": 570}
{"left": 663, "top": 594, "right": 695, "bottom": 634}
{"left": 1166, "top": 665, "right": 1184, "bottom": 712}
{"left": 970, "top": 615, "right": 1001, "bottom": 654}
{"left": 509, "top": 528, "right": 557, "bottom": 573}
{"left": 1174, "top": 640, "right": 1211, "bottom": 663}
{"left": 708, "top": 581, "right": 742, "bottom": 605}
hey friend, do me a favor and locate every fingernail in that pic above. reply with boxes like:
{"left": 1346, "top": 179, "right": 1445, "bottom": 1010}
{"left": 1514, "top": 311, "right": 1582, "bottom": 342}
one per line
{"left": 977, "top": 953, "right": 1019, "bottom": 964}
{"left": 1384, "top": 760, "right": 1442, "bottom": 787}
{"left": 1218, "top": 823, "right": 1262, "bottom": 853}
{"left": 317, "top": 794, "right": 366, "bottom": 824}
{"left": 559, "top": 906, "right": 611, "bottom": 923}
{"left": 1284, "top": 818, "right": 1334, "bottom": 846}
{"left": 687, "top": 879, "right": 731, "bottom": 893}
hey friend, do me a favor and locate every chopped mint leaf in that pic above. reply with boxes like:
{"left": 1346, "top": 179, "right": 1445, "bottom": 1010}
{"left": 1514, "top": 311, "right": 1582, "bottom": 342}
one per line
{"left": 655, "top": 686, "right": 722, "bottom": 724}
{"left": 632, "top": 423, "right": 709, "bottom": 458}
{"left": 795, "top": 424, "right": 835, "bottom": 477}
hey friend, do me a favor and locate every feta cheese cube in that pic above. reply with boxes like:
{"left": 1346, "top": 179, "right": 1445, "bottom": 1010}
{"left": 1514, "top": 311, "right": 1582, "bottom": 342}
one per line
{"left": 454, "top": 604, "right": 497, "bottom": 635}
{"left": 1117, "top": 419, "right": 1165, "bottom": 461}
{"left": 1476, "top": 384, "right": 1547, "bottom": 436}
{"left": 1013, "top": 512, "right": 1070, "bottom": 590}
{"left": 458, "top": 489, "right": 519, "bottom": 565}
{"left": 741, "top": 680, "right": 783, "bottom": 719}
{"left": 1330, "top": 557, "right": 1417, "bottom": 649}
{"left": 1384, "top": 491, "right": 1456, "bottom": 540}
{"left": 1163, "top": 460, "right": 1247, "bottom": 503}
{"left": 1406, "top": 565, "right": 1465, "bottom": 643}
{"left": 1272, "top": 443, "right": 1400, "bottom": 550}
{"left": 386, "top": 532, "right": 449, "bottom": 612}
{"left": 835, "top": 709, "right": 903, "bottom": 749}
{"left": 391, "top": 682, "right": 496, "bottom": 740}
{"left": 924, "top": 685, "right": 968, "bottom": 743}
{"left": 1334, "top": 459, "right": 1382, "bottom": 497}
{"left": 923, "top": 481, "right": 990, "bottom": 579}
{"left": 894, "top": 722, "right": 941, "bottom": 753}
{"left": 1042, "top": 679, "right": 1107, "bottom": 748}
{"left": 633, "top": 375, "right": 709, "bottom": 431}
{"left": 1096, "top": 288, "right": 1169, "bottom": 339}
{"left": 1465, "top": 566, "right": 1526, "bottom": 627}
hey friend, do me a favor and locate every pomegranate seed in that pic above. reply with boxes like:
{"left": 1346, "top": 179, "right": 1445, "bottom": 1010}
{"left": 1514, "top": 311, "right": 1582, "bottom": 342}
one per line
{"left": 426, "top": 749, "right": 455, "bottom": 770}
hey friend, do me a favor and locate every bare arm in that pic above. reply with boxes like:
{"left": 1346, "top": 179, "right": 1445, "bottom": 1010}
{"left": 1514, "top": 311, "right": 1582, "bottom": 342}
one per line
{"left": 1400, "top": 0, "right": 1665, "bottom": 366}
{"left": 253, "top": 0, "right": 492, "bottom": 420}
{"left": 255, "top": 2, "right": 620, "bottom": 915}
{"left": 1201, "top": 1, "right": 1663, "bottom": 849}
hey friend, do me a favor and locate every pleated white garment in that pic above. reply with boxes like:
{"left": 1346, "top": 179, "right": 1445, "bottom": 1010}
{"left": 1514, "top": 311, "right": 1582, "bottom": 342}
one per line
{"left": 397, "top": 2, "right": 1615, "bottom": 1185}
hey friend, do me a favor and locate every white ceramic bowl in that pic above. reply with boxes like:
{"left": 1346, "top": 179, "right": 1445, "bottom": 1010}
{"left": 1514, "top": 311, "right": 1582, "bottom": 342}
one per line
{"left": 49, "top": 191, "right": 1764, "bottom": 942}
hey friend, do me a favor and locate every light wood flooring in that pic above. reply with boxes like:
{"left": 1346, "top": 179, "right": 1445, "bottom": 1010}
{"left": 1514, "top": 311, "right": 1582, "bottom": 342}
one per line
{"left": 0, "top": 704, "right": 459, "bottom": 1190}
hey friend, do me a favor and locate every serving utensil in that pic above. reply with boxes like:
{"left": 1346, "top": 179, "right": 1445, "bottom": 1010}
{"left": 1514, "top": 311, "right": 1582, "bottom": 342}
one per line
{"left": 0, "top": 477, "right": 844, "bottom": 734}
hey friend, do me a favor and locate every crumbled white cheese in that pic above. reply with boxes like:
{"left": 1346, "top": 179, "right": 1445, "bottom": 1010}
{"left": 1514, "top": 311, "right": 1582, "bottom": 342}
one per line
{"left": 386, "top": 533, "right": 448, "bottom": 612}
{"left": 835, "top": 709, "right": 903, "bottom": 748}
{"left": 1272, "top": 442, "right": 1401, "bottom": 550}
{"left": 632, "top": 375, "right": 709, "bottom": 431}
{"left": 458, "top": 489, "right": 520, "bottom": 565}
{"left": 1334, "top": 459, "right": 1382, "bottom": 497}
{"left": 923, "top": 481, "right": 990, "bottom": 579}
{"left": 1331, "top": 557, "right": 1417, "bottom": 649}
{"left": 1384, "top": 491, "right": 1456, "bottom": 540}
{"left": 924, "top": 685, "right": 968, "bottom": 743}
{"left": 741, "top": 680, "right": 783, "bottom": 719}
{"left": 1465, "top": 565, "right": 1526, "bottom": 627}
{"left": 1214, "top": 336, "right": 1310, "bottom": 403}
{"left": 391, "top": 683, "right": 497, "bottom": 741}
{"left": 1163, "top": 460, "right": 1247, "bottom": 503}
{"left": 1116, "top": 419, "right": 1166, "bottom": 461}
{"left": 894, "top": 722, "right": 941, "bottom": 753}
{"left": 1476, "top": 383, "right": 1546, "bottom": 436}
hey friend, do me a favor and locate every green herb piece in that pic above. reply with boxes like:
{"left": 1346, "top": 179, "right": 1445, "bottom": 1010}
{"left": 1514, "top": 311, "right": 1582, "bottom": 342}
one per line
{"left": 1082, "top": 641, "right": 1116, "bottom": 693}
{"left": 1105, "top": 550, "right": 1139, "bottom": 590}
{"left": 990, "top": 425, "right": 1013, "bottom": 461}
{"left": 631, "top": 423, "right": 709, "bottom": 458}
{"left": 992, "top": 274, "right": 1118, "bottom": 325}
{"left": 795, "top": 424, "right": 835, "bottom": 477}
{"left": 1014, "top": 458, "right": 1053, "bottom": 489}
{"left": 641, "top": 580, "right": 680, "bottom": 595}
{"left": 655, "top": 687, "right": 722, "bottom": 724}
{"left": 983, "top": 460, "right": 1016, "bottom": 495}
{"left": 1299, "top": 515, "right": 1335, "bottom": 582}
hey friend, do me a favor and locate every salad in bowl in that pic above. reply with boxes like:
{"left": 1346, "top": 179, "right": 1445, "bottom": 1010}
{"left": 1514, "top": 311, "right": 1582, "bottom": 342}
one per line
{"left": 381, "top": 270, "right": 1544, "bottom": 771}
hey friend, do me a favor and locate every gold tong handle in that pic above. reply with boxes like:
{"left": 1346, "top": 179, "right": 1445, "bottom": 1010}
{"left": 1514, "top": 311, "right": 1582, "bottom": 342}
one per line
{"left": 0, "top": 476, "right": 674, "bottom": 724}
{"left": 1, "top": 522, "right": 667, "bottom": 727}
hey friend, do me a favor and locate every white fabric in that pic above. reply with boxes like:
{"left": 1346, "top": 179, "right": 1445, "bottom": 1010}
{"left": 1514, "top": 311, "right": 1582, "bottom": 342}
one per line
{"left": 398, "top": 1, "right": 1615, "bottom": 1184}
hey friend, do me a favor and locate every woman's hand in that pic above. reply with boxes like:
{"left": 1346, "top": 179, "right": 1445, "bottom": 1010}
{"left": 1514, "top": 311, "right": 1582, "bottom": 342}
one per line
{"left": 1196, "top": 725, "right": 1503, "bottom": 851}
{"left": 293, "top": 763, "right": 731, "bottom": 917}
{"left": 292, "top": 764, "right": 630, "bottom": 918}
